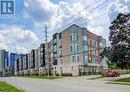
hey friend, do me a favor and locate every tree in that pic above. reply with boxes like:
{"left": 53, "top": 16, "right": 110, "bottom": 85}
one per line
{"left": 100, "top": 13, "right": 130, "bottom": 69}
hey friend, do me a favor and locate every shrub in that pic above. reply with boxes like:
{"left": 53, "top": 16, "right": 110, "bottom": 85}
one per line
{"left": 55, "top": 73, "right": 60, "bottom": 76}
{"left": 61, "top": 73, "right": 72, "bottom": 76}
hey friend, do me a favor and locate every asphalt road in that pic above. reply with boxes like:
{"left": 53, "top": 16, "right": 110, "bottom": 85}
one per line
{"left": 0, "top": 77, "right": 130, "bottom": 92}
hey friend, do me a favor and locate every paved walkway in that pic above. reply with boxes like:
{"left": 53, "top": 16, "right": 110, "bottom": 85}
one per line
{"left": 0, "top": 75, "right": 130, "bottom": 92}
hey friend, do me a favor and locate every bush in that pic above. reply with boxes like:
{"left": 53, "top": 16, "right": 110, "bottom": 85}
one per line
{"left": 55, "top": 73, "right": 60, "bottom": 76}
{"left": 61, "top": 73, "right": 72, "bottom": 76}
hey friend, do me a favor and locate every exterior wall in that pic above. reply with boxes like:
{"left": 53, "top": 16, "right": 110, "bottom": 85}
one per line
{"left": 0, "top": 50, "right": 5, "bottom": 76}
{"left": 48, "top": 40, "right": 53, "bottom": 75}
{"left": 9, "top": 53, "right": 17, "bottom": 75}
{"left": 52, "top": 24, "right": 85, "bottom": 76}
{"left": 52, "top": 24, "right": 106, "bottom": 76}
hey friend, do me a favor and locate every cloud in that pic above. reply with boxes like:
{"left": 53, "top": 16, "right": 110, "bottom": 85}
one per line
{"left": 15, "top": 45, "right": 29, "bottom": 54}
{"left": 24, "top": 0, "right": 58, "bottom": 23}
{"left": 0, "top": 25, "right": 39, "bottom": 53}
{"left": 87, "top": 25, "right": 104, "bottom": 36}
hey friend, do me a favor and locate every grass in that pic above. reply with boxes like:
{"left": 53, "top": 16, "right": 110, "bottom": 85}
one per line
{"left": 114, "top": 77, "right": 130, "bottom": 82}
{"left": 107, "top": 82, "right": 130, "bottom": 85}
{"left": 0, "top": 81, "right": 24, "bottom": 92}
{"left": 19, "top": 75, "right": 62, "bottom": 80}
{"left": 107, "top": 77, "right": 130, "bottom": 85}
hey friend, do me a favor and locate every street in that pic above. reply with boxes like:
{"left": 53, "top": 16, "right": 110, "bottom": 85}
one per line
{"left": 0, "top": 76, "right": 130, "bottom": 92}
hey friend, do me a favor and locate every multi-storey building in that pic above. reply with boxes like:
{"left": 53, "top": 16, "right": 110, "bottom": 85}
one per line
{"left": 0, "top": 50, "right": 5, "bottom": 76}
{"left": 52, "top": 24, "right": 106, "bottom": 76}
{"left": 9, "top": 53, "right": 18, "bottom": 76}
{"left": 0, "top": 24, "right": 106, "bottom": 77}
{"left": 38, "top": 43, "right": 46, "bottom": 75}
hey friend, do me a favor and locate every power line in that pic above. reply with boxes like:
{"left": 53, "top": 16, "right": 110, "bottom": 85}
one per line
{"left": 55, "top": 0, "right": 100, "bottom": 27}
{"left": 55, "top": 0, "right": 112, "bottom": 33}
{"left": 49, "top": 47, "right": 105, "bottom": 59}
{"left": 58, "top": 1, "right": 130, "bottom": 32}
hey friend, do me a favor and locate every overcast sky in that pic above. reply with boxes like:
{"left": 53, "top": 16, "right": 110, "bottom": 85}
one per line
{"left": 0, "top": 0, "right": 129, "bottom": 53}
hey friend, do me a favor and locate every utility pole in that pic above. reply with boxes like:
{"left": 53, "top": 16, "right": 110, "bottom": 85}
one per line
{"left": 44, "top": 26, "right": 49, "bottom": 76}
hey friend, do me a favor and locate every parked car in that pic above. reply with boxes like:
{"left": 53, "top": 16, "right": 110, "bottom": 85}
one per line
{"left": 102, "top": 70, "right": 120, "bottom": 77}
{"left": 107, "top": 71, "right": 120, "bottom": 77}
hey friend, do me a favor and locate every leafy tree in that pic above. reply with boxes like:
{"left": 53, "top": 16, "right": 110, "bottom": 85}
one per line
{"left": 101, "top": 13, "right": 130, "bottom": 69}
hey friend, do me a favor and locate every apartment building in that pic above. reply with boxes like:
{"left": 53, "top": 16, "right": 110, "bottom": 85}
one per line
{"left": 52, "top": 24, "right": 106, "bottom": 76}
{"left": 0, "top": 24, "right": 106, "bottom": 77}
{"left": 0, "top": 50, "right": 5, "bottom": 76}
{"left": 9, "top": 53, "right": 18, "bottom": 76}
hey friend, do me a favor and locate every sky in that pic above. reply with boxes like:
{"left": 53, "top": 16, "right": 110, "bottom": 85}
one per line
{"left": 0, "top": 0, "right": 129, "bottom": 54}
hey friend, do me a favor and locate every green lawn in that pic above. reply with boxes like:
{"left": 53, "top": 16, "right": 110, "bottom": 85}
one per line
{"left": 107, "top": 77, "right": 130, "bottom": 85}
{"left": 107, "top": 82, "right": 130, "bottom": 85}
{"left": 0, "top": 81, "right": 24, "bottom": 92}
{"left": 20, "top": 75, "right": 62, "bottom": 80}
{"left": 114, "top": 77, "right": 130, "bottom": 82}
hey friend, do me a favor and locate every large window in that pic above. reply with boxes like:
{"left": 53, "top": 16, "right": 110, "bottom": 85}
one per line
{"left": 70, "top": 33, "right": 79, "bottom": 42}
{"left": 53, "top": 45, "right": 57, "bottom": 52}
{"left": 83, "top": 35, "right": 87, "bottom": 41}
{"left": 83, "top": 45, "right": 87, "bottom": 51}
{"left": 59, "top": 32, "right": 62, "bottom": 39}
{"left": 71, "top": 43, "right": 79, "bottom": 52}
{"left": 59, "top": 40, "right": 62, "bottom": 48}
{"left": 71, "top": 55, "right": 79, "bottom": 62}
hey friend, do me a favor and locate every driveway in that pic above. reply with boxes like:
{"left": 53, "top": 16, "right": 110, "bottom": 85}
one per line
{"left": 0, "top": 76, "right": 130, "bottom": 92}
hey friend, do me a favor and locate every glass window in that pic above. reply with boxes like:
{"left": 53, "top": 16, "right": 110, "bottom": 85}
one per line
{"left": 71, "top": 55, "right": 75, "bottom": 62}
{"left": 77, "top": 46, "right": 79, "bottom": 51}
{"left": 70, "top": 35, "right": 72, "bottom": 42}
{"left": 83, "top": 45, "right": 87, "bottom": 51}
{"left": 76, "top": 34, "right": 79, "bottom": 41}
{"left": 90, "top": 40, "right": 92, "bottom": 46}
{"left": 60, "top": 59, "right": 63, "bottom": 64}
{"left": 59, "top": 32, "right": 62, "bottom": 39}
{"left": 76, "top": 55, "right": 79, "bottom": 62}
{"left": 84, "top": 56, "right": 88, "bottom": 61}
{"left": 94, "top": 41, "right": 97, "bottom": 47}
{"left": 71, "top": 45, "right": 73, "bottom": 52}
{"left": 83, "top": 35, "right": 87, "bottom": 41}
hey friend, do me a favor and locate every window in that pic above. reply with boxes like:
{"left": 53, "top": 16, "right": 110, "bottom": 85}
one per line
{"left": 59, "top": 40, "right": 62, "bottom": 48}
{"left": 94, "top": 41, "right": 97, "bottom": 47}
{"left": 83, "top": 45, "right": 87, "bottom": 51}
{"left": 70, "top": 35, "right": 72, "bottom": 42}
{"left": 76, "top": 34, "right": 79, "bottom": 41}
{"left": 84, "top": 56, "right": 88, "bottom": 61}
{"left": 71, "top": 45, "right": 73, "bottom": 52}
{"left": 76, "top": 55, "right": 79, "bottom": 62}
{"left": 83, "top": 35, "right": 87, "bottom": 41}
{"left": 71, "top": 66, "right": 73, "bottom": 71}
{"left": 70, "top": 33, "right": 74, "bottom": 42}
{"left": 88, "top": 56, "right": 91, "bottom": 63}
{"left": 53, "top": 45, "right": 57, "bottom": 52}
{"left": 60, "top": 59, "right": 63, "bottom": 64}
{"left": 53, "top": 39, "right": 56, "bottom": 44}
{"left": 59, "top": 32, "right": 62, "bottom": 39}
{"left": 71, "top": 55, "right": 75, "bottom": 62}
{"left": 90, "top": 40, "right": 92, "bottom": 45}
{"left": 77, "top": 46, "right": 79, "bottom": 51}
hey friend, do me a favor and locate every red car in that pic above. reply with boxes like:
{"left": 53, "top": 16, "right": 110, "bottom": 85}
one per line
{"left": 107, "top": 71, "right": 120, "bottom": 77}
